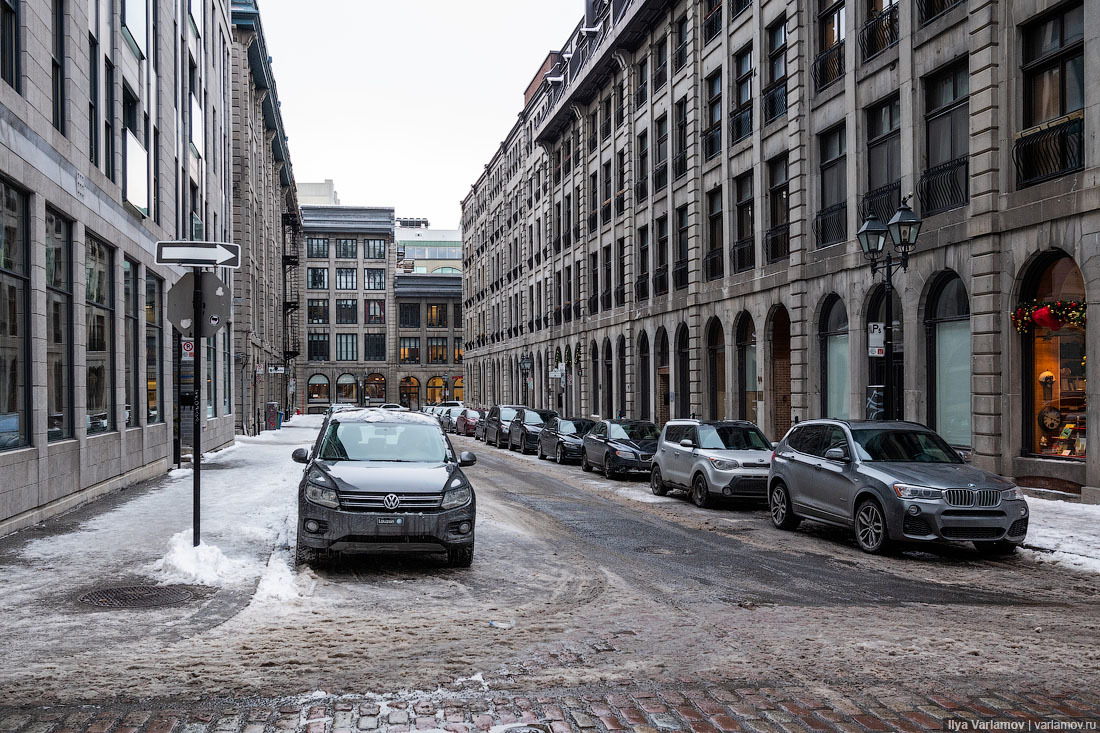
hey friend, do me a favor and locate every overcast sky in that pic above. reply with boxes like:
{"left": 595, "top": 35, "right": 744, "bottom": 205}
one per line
{"left": 258, "top": 0, "right": 584, "bottom": 230}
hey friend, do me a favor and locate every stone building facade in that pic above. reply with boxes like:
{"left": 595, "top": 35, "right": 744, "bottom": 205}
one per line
{"left": 295, "top": 205, "right": 465, "bottom": 414}
{"left": 0, "top": 0, "right": 240, "bottom": 535}
{"left": 230, "top": 0, "right": 299, "bottom": 435}
{"left": 461, "top": 0, "right": 1100, "bottom": 502}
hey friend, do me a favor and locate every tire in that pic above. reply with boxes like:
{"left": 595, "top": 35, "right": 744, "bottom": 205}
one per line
{"left": 294, "top": 540, "right": 317, "bottom": 567}
{"left": 854, "top": 498, "right": 891, "bottom": 554}
{"left": 975, "top": 540, "right": 1018, "bottom": 557}
{"left": 536, "top": 441, "right": 546, "bottom": 460}
{"left": 650, "top": 467, "right": 669, "bottom": 496}
{"left": 691, "top": 474, "right": 713, "bottom": 509}
{"left": 768, "top": 482, "right": 801, "bottom": 530}
{"left": 519, "top": 432, "right": 530, "bottom": 454}
{"left": 556, "top": 445, "right": 567, "bottom": 465}
{"left": 604, "top": 455, "right": 619, "bottom": 480}
{"left": 446, "top": 543, "right": 474, "bottom": 568}
{"left": 581, "top": 451, "right": 593, "bottom": 471}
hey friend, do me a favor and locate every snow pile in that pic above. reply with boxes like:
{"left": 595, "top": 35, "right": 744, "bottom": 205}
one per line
{"left": 151, "top": 530, "right": 257, "bottom": 586}
{"left": 1020, "top": 495, "right": 1100, "bottom": 574}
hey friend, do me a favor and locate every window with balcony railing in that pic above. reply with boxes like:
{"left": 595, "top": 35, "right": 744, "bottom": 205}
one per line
{"left": 916, "top": 0, "right": 963, "bottom": 25}
{"left": 812, "top": 41, "right": 845, "bottom": 91}
{"left": 920, "top": 62, "right": 969, "bottom": 214}
{"left": 672, "top": 260, "right": 689, "bottom": 290}
{"left": 813, "top": 203, "right": 847, "bottom": 248}
{"left": 1014, "top": 115, "right": 1084, "bottom": 189}
{"left": 859, "top": 3, "right": 898, "bottom": 62}
{"left": 765, "top": 224, "right": 790, "bottom": 263}
{"left": 704, "top": 248, "right": 724, "bottom": 281}
{"left": 653, "top": 265, "right": 669, "bottom": 295}
{"left": 731, "top": 236, "right": 755, "bottom": 273}
{"left": 673, "top": 15, "right": 689, "bottom": 71}
{"left": 702, "top": 0, "right": 722, "bottom": 44}
{"left": 763, "top": 83, "right": 787, "bottom": 123}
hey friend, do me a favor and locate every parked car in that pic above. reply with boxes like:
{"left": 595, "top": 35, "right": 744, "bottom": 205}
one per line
{"left": 439, "top": 406, "right": 464, "bottom": 433}
{"left": 767, "top": 419, "right": 1029, "bottom": 555}
{"left": 291, "top": 409, "right": 478, "bottom": 567}
{"left": 484, "top": 405, "right": 523, "bottom": 448}
{"left": 508, "top": 408, "right": 559, "bottom": 453}
{"left": 537, "top": 416, "right": 595, "bottom": 463}
{"left": 379, "top": 403, "right": 409, "bottom": 411}
{"left": 455, "top": 408, "right": 482, "bottom": 437}
{"left": 651, "top": 419, "right": 774, "bottom": 508}
{"left": 473, "top": 412, "right": 488, "bottom": 441}
{"left": 582, "top": 419, "right": 661, "bottom": 479}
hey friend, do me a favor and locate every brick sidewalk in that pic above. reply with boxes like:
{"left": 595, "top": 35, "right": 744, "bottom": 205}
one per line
{"left": 2, "top": 685, "right": 1099, "bottom": 733}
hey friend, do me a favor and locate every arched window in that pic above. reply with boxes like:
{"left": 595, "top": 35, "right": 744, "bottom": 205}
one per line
{"left": 820, "top": 296, "right": 849, "bottom": 418}
{"left": 603, "top": 338, "right": 613, "bottom": 418}
{"left": 336, "top": 373, "right": 357, "bottom": 403}
{"left": 365, "top": 373, "right": 386, "bottom": 402}
{"left": 400, "top": 376, "right": 420, "bottom": 411}
{"left": 307, "top": 374, "right": 330, "bottom": 403}
{"left": 432, "top": 267, "right": 460, "bottom": 273}
{"left": 706, "top": 317, "right": 726, "bottom": 420}
{"left": 617, "top": 336, "right": 627, "bottom": 418}
{"left": 656, "top": 328, "right": 670, "bottom": 425}
{"left": 868, "top": 284, "right": 904, "bottom": 419}
{"left": 926, "top": 274, "right": 970, "bottom": 446}
{"left": 1022, "top": 254, "right": 1086, "bottom": 459}
{"left": 427, "top": 376, "right": 446, "bottom": 404}
{"left": 590, "top": 340, "right": 600, "bottom": 416}
{"left": 675, "top": 324, "right": 690, "bottom": 419}
{"left": 453, "top": 376, "right": 464, "bottom": 402}
{"left": 736, "top": 315, "right": 757, "bottom": 423}
{"left": 637, "top": 332, "right": 650, "bottom": 421}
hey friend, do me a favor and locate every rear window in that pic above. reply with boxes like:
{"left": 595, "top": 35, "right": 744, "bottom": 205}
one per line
{"left": 523, "top": 411, "right": 545, "bottom": 425}
{"left": 464, "top": 410, "right": 481, "bottom": 419}
{"left": 319, "top": 422, "right": 446, "bottom": 463}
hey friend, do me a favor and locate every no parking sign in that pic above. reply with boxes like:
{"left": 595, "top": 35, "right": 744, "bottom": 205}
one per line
{"left": 182, "top": 338, "right": 195, "bottom": 362}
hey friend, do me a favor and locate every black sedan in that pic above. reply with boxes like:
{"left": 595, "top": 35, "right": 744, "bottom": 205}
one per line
{"left": 582, "top": 419, "right": 661, "bottom": 479}
{"left": 537, "top": 416, "right": 595, "bottom": 463}
{"left": 508, "top": 408, "right": 558, "bottom": 454}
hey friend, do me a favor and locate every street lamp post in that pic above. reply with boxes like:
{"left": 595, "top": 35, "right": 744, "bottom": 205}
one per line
{"left": 856, "top": 197, "right": 922, "bottom": 421}
{"left": 519, "top": 353, "right": 533, "bottom": 405}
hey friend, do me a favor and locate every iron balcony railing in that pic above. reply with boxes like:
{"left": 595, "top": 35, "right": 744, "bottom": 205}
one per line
{"left": 673, "top": 259, "right": 689, "bottom": 290}
{"left": 653, "top": 162, "right": 669, "bottom": 192}
{"left": 553, "top": 167, "right": 562, "bottom": 184}
{"left": 635, "top": 276, "right": 649, "bottom": 301}
{"left": 729, "top": 0, "right": 750, "bottom": 18}
{"left": 601, "top": 290, "right": 612, "bottom": 310}
{"left": 673, "top": 151, "right": 688, "bottom": 179}
{"left": 764, "top": 224, "right": 790, "bottom": 263}
{"left": 588, "top": 294, "right": 599, "bottom": 314}
{"left": 616, "top": 105, "right": 625, "bottom": 128}
{"left": 731, "top": 236, "right": 755, "bottom": 273}
{"left": 674, "top": 41, "right": 688, "bottom": 71}
{"left": 588, "top": 134, "right": 598, "bottom": 153}
{"left": 614, "top": 284, "right": 626, "bottom": 307}
{"left": 1013, "top": 115, "right": 1084, "bottom": 189}
{"left": 814, "top": 203, "right": 847, "bottom": 248}
{"left": 704, "top": 248, "right": 724, "bottom": 281}
{"left": 917, "top": 0, "right": 964, "bottom": 25}
{"left": 859, "top": 5, "right": 899, "bottom": 62}
{"left": 653, "top": 60, "right": 668, "bottom": 91}
{"left": 730, "top": 106, "right": 752, "bottom": 144}
{"left": 859, "top": 180, "right": 901, "bottom": 225}
{"left": 653, "top": 265, "right": 669, "bottom": 295}
{"left": 812, "top": 42, "right": 845, "bottom": 92}
{"left": 573, "top": 301, "right": 582, "bottom": 319}
{"left": 634, "top": 82, "right": 648, "bottom": 109}
{"left": 635, "top": 177, "right": 649, "bottom": 202}
{"left": 563, "top": 230, "right": 572, "bottom": 248}
{"left": 574, "top": 224, "right": 582, "bottom": 241}
{"left": 763, "top": 83, "right": 787, "bottom": 124}
{"left": 563, "top": 155, "right": 572, "bottom": 174}
{"left": 918, "top": 156, "right": 969, "bottom": 216}
{"left": 703, "top": 7, "right": 722, "bottom": 44}
{"left": 703, "top": 124, "right": 722, "bottom": 161}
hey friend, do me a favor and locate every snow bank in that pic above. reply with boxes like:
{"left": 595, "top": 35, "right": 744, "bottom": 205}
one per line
{"left": 1019, "top": 495, "right": 1100, "bottom": 574}
{"left": 151, "top": 530, "right": 257, "bottom": 586}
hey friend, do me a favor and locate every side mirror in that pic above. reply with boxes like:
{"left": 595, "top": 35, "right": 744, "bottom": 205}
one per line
{"left": 957, "top": 449, "right": 971, "bottom": 463}
{"left": 679, "top": 438, "right": 695, "bottom": 449}
{"left": 291, "top": 447, "right": 309, "bottom": 464}
{"left": 459, "top": 451, "right": 477, "bottom": 467}
{"left": 824, "top": 447, "right": 849, "bottom": 462}
{"left": 771, "top": 441, "right": 779, "bottom": 449}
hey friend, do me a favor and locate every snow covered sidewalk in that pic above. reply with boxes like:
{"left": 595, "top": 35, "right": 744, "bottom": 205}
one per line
{"left": 1019, "top": 494, "right": 1100, "bottom": 573}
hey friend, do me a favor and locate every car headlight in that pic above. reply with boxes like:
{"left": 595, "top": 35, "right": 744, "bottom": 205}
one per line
{"left": 441, "top": 485, "right": 472, "bottom": 509}
{"left": 614, "top": 450, "right": 636, "bottom": 459}
{"left": 893, "top": 483, "right": 943, "bottom": 500}
{"left": 304, "top": 484, "right": 339, "bottom": 508}
{"left": 1001, "top": 486, "right": 1025, "bottom": 501}
{"left": 709, "top": 457, "right": 740, "bottom": 470}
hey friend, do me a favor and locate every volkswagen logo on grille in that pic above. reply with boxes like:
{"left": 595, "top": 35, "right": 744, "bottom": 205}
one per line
{"left": 383, "top": 493, "right": 401, "bottom": 510}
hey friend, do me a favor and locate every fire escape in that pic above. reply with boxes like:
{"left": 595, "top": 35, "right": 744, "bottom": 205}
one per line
{"left": 282, "top": 210, "right": 302, "bottom": 363}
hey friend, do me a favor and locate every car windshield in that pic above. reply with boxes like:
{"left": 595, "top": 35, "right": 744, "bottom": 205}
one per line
{"left": 499, "top": 407, "right": 517, "bottom": 422}
{"left": 318, "top": 422, "right": 447, "bottom": 463}
{"left": 697, "top": 424, "right": 771, "bottom": 450}
{"left": 609, "top": 422, "right": 660, "bottom": 441}
{"left": 850, "top": 428, "right": 963, "bottom": 463}
{"left": 523, "top": 411, "right": 545, "bottom": 425}
{"left": 559, "top": 419, "right": 594, "bottom": 436}
{"left": 464, "top": 410, "right": 481, "bottom": 419}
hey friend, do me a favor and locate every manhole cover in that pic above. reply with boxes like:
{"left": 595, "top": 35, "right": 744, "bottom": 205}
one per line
{"left": 634, "top": 545, "right": 694, "bottom": 556}
{"left": 500, "top": 727, "right": 551, "bottom": 733}
{"left": 78, "top": 585, "right": 193, "bottom": 609}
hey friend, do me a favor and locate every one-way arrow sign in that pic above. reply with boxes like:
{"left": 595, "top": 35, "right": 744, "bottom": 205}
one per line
{"left": 156, "top": 241, "right": 241, "bottom": 269}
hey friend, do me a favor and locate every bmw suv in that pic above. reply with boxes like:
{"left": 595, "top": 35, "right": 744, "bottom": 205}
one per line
{"left": 767, "top": 419, "right": 1028, "bottom": 555}
{"left": 651, "top": 419, "right": 774, "bottom": 508}
{"left": 292, "top": 409, "right": 478, "bottom": 567}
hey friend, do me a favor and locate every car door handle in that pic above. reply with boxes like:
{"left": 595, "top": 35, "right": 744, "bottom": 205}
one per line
{"left": 812, "top": 463, "right": 824, "bottom": 470}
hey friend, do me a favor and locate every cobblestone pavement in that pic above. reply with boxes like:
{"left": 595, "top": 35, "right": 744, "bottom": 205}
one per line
{"left": 2, "top": 683, "right": 1100, "bottom": 733}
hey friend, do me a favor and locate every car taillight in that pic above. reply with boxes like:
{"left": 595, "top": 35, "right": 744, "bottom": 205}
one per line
{"left": 771, "top": 451, "right": 776, "bottom": 461}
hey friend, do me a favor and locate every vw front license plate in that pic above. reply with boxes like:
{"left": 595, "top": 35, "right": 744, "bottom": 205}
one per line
{"left": 377, "top": 517, "right": 403, "bottom": 525}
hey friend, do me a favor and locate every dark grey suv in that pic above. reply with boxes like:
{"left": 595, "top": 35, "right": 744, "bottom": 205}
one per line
{"left": 767, "top": 419, "right": 1029, "bottom": 555}
{"left": 292, "top": 409, "right": 477, "bottom": 567}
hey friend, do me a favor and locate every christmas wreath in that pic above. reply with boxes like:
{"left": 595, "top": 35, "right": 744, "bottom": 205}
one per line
{"left": 1012, "top": 300, "right": 1087, "bottom": 333}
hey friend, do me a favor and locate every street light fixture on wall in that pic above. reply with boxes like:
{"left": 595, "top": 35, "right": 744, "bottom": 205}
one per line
{"left": 519, "top": 353, "right": 533, "bottom": 405}
{"left": 856, "top": 196, "right": 922, "bottom": 421}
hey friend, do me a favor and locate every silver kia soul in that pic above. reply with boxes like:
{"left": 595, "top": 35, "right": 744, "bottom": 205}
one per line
{"left": 767, "top": 419, "right": 1029, "bottom": 555}
{"left": 651, "top": 419, "right": 774, "bottom": 507}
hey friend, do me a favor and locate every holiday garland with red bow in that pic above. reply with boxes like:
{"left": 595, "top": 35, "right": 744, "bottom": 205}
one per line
{"left": 1012, "top": 300, "right": 1087, "bottom": 333}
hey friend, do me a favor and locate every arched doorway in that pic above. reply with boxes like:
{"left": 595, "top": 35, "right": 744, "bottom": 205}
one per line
{"left": 637, "top": 332, "right": 651, "bottom": 421}
{"left": 307, "top": 374, "right": 330, "bottom": 412}
{"left": 1020, "top": 253, "right": 1086, "bottom": 460}
{"left": 656, "top": 328, "right": 670, "bottom": 425}
{"left": 564, "top": 345, "right": 574, "bottom": 415}
{"left": 736, "top": 315, "right": 758, "bottom": 424}
{"left": 925, "top": 273, "right": 970, "bottom": 446}
{"left": 590, "top": 340, "right": 600, "bottom": 416}
{"left": 769, "top": 306, "right": 792, "bottom": 437}
{"left": 365, "top": 373, "right": 386, "bottom": 403}
{"left": 820, "top": 295, "right": 849, "bottom": 419}
{"left": 705, "top": 317, "right": 725, "bottom": 420}
{"left": 675, "top": 324, "right": 690, "bottom": 418}
{"left": 617, "top": 336, "right": 627, "bottom": 418}
{"left": 335, "top": 373, "right": 357, "bottom": 403}
{"left": 452, "top": 376, "right": 464, "bottom": 402}
{"left": 868, "top": 284, "right": 904, "bottom": 419}
{"left": 427, "top": 376, "right": 445, "bottom": 404}
{"left": 400, "top": 376, "right": 420, "bottom": 411}
{"left": 603, "top": 338, "right": 613, "bottom": 419}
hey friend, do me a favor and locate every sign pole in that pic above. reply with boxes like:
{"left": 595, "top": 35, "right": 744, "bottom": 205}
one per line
{"left": 192, "top": 266, "right": 202, "bottom": 547}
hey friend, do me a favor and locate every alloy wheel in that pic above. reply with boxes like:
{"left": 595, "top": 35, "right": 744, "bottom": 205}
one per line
{"left": 855, "top": 500, "right": 887, "bottom": 553}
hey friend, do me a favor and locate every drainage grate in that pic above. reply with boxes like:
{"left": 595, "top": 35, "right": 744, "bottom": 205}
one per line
{"left": 78, "top": 585, "right": 194, "bottom": 609}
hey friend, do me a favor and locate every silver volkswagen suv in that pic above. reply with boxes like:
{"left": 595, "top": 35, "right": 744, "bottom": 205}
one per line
{"left": 767, "top": 419, "right": 1029, "bottom": 555}
{"left": 651, "top": 419, "right": 774, "bottom": 508}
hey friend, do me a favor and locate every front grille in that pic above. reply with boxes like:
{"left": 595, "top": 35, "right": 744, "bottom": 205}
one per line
{"left": 639, "top": 454, "right": 653, "bottom": 461}
{"left": 941, "top": 526, "right": 1004, "bottom": 540}
{"left": 903, "top": 515, "right": 933, "bottom": 536}
{"left": 944, "top": 488, "right": 1000, "bottom": 508}
{"left": 338, "top": 492, "right": 443, "bottom": 511}
{"left": 343, "top": 534, "right": 440, "bottom": 544}
{"left": 1007, "top": 518, "right": 1029, "bottom": 537}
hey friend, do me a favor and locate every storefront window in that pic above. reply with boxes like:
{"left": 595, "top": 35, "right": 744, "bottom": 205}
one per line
{"left": 365, "top": 373, "right": 386, "bottom": 401}
{"left": 427, "top": 376, "right": 445, "bottom": 404}
{"left": 400, "top": 376, "right": 420, "bottom": 411}
{"left": 820, "top": 295, "right": 849, "bottom": 419}
{"left": 307, "top": 374, "right": 329, "bottom": 403}
{"left": 452, "top": 376, "right": 464, "bottom": 402}
{"left": 1024, "top": 255, "right": 1086, "bottom": 459}
{"left": 927, "top": 274, "right": 970, "bottom": 446}
{"left": 335, "top": 373, "right": 357, "bottom": 403}
{"left": 736, "top": 316, "right": 757, "bottom": 423}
